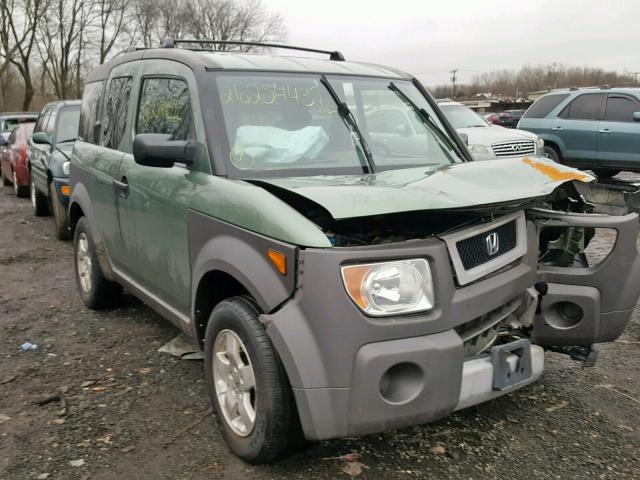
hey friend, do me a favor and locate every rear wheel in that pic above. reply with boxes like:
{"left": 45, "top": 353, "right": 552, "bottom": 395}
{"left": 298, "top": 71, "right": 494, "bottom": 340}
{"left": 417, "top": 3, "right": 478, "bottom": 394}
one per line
{"left": 31, "top": 176, "right": 50, "bottom": 216}
{"left": 13, "top": 170, "right": 28, "bottom": 197}
{"left": 593, "top": 169, "right": 620, "bottom": 179}
{"left": 74, "top": 217, "right": 122, "bottom": 309}
{"left": 204, "top": 297, "right": 303, "bottom": 464}
{"left": 543, "top": 145, "right": 562, "bottom": 163}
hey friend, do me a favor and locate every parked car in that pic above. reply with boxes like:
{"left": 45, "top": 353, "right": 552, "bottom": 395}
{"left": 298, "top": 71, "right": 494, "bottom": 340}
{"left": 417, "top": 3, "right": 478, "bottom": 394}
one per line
{"left": 28, "top": 100, "right": 81, "bottom": 240}
{"left": 483, "top": 112, "right": 501, "bottom": 125}
{"left": 0, "top": 112, "right": 38, "bottom": 142}
{"left": 68, "top": 40, "right": 640, "bottom": 464}
{"left": 497, "top": 109, "right": 526, "bottom": 128}
{"left": 518, "top": 87, "right": 640, "bottom": 177}
{"left": 438, "top": 101, "right": 544, "bottom": 160}
{"left": 0, "top": 122, "right": 35, "bottom": 196}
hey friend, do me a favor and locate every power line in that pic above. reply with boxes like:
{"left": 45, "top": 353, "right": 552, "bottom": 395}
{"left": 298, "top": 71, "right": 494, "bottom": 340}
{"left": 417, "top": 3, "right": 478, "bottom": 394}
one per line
{"left": 450, "top": 68, "right": 458, "bottom": 99}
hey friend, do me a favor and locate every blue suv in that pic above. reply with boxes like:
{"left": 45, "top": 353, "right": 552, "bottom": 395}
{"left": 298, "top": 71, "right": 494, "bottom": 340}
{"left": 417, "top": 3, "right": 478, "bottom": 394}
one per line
{"left": 518, "top": 87, "right": 640, "bottom": 178}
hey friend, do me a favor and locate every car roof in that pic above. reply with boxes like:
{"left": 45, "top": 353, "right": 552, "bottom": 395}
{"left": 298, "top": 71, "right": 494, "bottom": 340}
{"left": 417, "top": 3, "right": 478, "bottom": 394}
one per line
{"left": 0, "top": 112, "right": 38, "bottom": 119}
{"left": 41, "top": 100, "right": 82, "bottom": 110}
{"left": 86, "top": 48, "right": 412, "bottom": 83}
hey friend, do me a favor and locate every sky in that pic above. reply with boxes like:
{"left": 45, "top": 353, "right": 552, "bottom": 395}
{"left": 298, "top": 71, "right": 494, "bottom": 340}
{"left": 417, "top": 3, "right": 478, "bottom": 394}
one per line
{"left": 267, "top": 0, "right": 640, "bottom": 86}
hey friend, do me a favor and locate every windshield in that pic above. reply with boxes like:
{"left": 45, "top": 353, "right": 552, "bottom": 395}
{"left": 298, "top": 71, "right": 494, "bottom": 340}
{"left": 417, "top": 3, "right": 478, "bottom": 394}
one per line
{"left": 55, "top": 106, "right": 80, "bottom": 143}
{"left": 440, "top": 104, "right": 489, "bottom": 129}
{"left": 215, "top": 74, "right": 463, "bottom": 176}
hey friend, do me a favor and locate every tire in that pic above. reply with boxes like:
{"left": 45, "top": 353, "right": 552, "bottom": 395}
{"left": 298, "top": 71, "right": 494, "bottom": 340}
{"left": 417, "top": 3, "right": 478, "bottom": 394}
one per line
{"left": 50, "top": 183, "right": 71, "bottom": 240}
{"left": 204, "top": 297, "right": 303, "bottom": 464}
{"left": 543, "top": 145, "right": 562, "bottom": 163}
{"left": 73, "top": 216, "right": 122, "bottom": 309}
{"left": 13, "top": 170, "right": 28, "bottom": 198}
{"left": 31, "top": 176, "right": 51, "bottom": 216}
{"left": 2, "top": 172, "right": 10, "bottom": 186}
{"left": 593, "top": 169, "right": 620, "bottom": 179}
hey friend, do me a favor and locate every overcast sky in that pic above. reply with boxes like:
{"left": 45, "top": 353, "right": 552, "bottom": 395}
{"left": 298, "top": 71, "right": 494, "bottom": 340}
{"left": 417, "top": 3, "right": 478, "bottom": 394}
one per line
{"left": 267, "top": 0, "right": 639, "bottom": 86}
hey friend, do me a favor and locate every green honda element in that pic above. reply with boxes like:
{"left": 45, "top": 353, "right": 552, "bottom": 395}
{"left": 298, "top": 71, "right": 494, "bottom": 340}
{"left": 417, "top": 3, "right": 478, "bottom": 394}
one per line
{"left": 69, "top": 40, "right": 640, "bottom": 463}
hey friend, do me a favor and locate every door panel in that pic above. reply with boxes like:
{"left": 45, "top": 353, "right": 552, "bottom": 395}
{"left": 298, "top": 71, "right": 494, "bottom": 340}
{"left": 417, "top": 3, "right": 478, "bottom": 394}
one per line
{"left": 115, "top": 60, "right": 206, "bottom": 318}
{"left": 530, "top": 209, "right": 640, "bottom": 346}
{"left": 556, "top": 93, "right": 605, "bottom": 166}
{"left": 597, "top": 94, "right": 640, "bottom": 167}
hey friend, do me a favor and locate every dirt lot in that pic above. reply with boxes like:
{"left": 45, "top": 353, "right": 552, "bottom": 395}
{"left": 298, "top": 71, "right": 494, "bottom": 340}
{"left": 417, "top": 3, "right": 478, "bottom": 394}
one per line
{"left": 1, "top": 185, "right": 639, "bottom": 480}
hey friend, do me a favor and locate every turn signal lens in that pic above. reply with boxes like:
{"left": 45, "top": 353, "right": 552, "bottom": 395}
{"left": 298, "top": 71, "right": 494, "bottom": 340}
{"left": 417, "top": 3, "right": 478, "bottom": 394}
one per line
{"left": 341, "top": 259, "right": 435, "bottom": 317}
{"left": 60, "top": 185, "right": 71, "bottom": 196}
{"left": 268, "top": 249, "right": 287, "bottom": 275}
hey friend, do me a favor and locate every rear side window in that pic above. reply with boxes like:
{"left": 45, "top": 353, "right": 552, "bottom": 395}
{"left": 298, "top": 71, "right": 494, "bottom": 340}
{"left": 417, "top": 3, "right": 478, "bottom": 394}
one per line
{"left": 605, "top": 95, "right": 640, "bottom": 122}
{"left": 523, "top": 94, "right": 570, "bottom": 119}
{"left": 560, "top": 93, "right": 605, "bottom": 120}
{"left": 136, "top": 78, "right": 193, "bottom": 140}
{"left": 101, "top": 76, "right": 133, "bottom": 150}
{"left": 79, "top": 81, "right": 105, "bottom": 144}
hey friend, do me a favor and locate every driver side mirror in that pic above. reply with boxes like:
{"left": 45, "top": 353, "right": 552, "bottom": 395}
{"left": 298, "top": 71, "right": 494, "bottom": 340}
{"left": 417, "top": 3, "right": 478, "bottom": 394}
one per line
{"left": 32, "top": 132, "right": 52, "bottom": 145}
{"left": 133, "top": 134, "right": 196, "bottom": 168}
{"left": 633, "top": 112, "right": 640, "bottom": 123}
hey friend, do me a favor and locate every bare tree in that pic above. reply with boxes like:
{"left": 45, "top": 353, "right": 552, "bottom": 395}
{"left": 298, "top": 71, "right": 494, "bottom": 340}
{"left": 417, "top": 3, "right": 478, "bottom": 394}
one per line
{"left": 0, "top": 0, "right": 48, "bottom": 109}
{"left": 183, "top": 0, "right": 286, "bottom": 50}
{"left": 38, "top": 0, "right": 92, "bottom": 99}
{"left": 96, "top": 0, "right": 130, "bottom": 63}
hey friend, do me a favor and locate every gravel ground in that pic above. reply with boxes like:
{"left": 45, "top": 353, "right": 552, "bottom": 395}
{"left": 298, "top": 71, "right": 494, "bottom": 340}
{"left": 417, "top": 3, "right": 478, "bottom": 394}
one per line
{"left": 1, "top": 183, "right": 639, "bottom": 480}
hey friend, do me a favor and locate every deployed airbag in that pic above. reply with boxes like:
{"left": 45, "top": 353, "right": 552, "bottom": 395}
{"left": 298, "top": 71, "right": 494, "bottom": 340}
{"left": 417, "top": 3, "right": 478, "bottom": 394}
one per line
{"left": 231, "top": 125, "right": 329, "bottom": 165}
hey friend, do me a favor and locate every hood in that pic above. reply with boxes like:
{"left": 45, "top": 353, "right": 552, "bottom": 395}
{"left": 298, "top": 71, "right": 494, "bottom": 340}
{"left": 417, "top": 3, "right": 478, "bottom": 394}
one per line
{"left": 457, "top": 125, "right": 538, "bottom": 145}
{"left": 248, "top": 157, "right": 592, "bottom": 220}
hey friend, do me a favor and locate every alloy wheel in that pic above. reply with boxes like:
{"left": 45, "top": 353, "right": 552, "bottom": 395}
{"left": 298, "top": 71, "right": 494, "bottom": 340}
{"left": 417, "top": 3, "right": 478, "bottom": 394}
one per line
{"left": 213, "top": 329, "right": 257, "bottom": 437}
{"left": 12, "top": 171, "right": 18, "bottom": 196}
{"left": 30, "top": 178, "right": 36, "bottom": 208}
{"left": 76, "top": 233, "right": 92, "bottom": 293}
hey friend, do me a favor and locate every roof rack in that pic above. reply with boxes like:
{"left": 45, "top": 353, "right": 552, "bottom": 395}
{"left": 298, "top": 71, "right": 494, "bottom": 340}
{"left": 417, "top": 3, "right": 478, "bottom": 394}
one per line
{"left": 159, "top": 38, "right": 346, "bottom": 61}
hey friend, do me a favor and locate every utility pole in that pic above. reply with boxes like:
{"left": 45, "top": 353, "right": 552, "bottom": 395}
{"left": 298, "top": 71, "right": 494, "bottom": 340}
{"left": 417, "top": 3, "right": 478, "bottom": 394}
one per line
{"left": 450, "top": 68, "right": 458, "bottom": 100}
{"left": 633, "top": 72, "right": 640, "bottom": 84}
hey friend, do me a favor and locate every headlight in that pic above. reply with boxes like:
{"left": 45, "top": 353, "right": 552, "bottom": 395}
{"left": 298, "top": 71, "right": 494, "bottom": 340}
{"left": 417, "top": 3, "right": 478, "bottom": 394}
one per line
{"left": 467, "top": 144, "right": 491, "bottom": 154}
{"left": 535, "top": 138, "right": 544, "bottom": 149}
{"left": 341, "top": 259, "right": 435, "bottom": 316}
{"left": 62, "top": 161, "right": 70, "bottom": 175}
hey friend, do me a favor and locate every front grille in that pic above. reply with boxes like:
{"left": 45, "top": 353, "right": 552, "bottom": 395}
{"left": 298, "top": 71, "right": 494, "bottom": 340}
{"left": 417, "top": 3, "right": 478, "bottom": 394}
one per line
{"left": 491, "top": 140, "right": 535, "bottom": 157}
{"left": 456, "top": 220, "right": 517, "bottom": 270}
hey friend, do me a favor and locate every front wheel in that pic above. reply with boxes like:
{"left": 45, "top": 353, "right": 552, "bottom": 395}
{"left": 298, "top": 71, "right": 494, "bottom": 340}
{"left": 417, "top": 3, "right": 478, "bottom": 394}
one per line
{"left": 204, "top": 297, "right": 303, "bottom": 464}
{"left": 543, "top": 145, "right": 561, "bottom": 163}
{"left": 50, "top": 183, "right": 70, "bottom": 240}
{"left": 73, "top": 217, "right": 122, "bottom": 309}
{"left": 593, "top": 169, "right": 620, "bottom": 179}
{"left": 31, "top": 176, "right": 50, "bottom": 216}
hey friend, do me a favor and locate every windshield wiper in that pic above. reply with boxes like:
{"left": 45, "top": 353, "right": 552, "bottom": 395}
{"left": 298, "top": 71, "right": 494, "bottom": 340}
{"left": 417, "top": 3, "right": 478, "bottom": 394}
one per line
{"left": 388, "top": 82, "right": 462, "bottom": 161}
{"left": 319, "top": 75, "right": 374, "bottom": 174}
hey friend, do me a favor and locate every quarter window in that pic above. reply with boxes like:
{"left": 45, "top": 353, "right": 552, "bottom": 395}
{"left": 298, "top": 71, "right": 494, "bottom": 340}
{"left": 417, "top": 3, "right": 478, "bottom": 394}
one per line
{"left": 79, "top": 81, "right": 105, "bottom": 144}
{"left": 523, "top": 94, "right": 570, "bottom": 119}
{"left": 136, "top": 78, "right": 193, "bottom": 140}
{"left": 605, "top": 95, "right": 640, "bottom": 122}
{"left": 561, "top": 94, "right": 605, "bottom": 120}
{"left": 102, "top": 76, "right": 133, "bottom": 150}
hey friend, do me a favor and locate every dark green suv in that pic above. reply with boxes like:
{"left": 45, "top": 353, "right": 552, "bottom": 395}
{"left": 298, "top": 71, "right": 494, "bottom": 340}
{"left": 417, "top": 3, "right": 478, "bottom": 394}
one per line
{"left": 69, "top": 40, "right": 640, "bottom": 463}
{"left": 29, "top": 100, "right": 81, "bottom": 239}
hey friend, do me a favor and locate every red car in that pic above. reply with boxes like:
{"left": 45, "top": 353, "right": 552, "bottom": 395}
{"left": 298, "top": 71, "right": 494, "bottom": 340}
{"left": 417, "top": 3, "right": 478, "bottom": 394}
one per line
{"left": 1, "top": 122, "right": 35, "bottom": 197}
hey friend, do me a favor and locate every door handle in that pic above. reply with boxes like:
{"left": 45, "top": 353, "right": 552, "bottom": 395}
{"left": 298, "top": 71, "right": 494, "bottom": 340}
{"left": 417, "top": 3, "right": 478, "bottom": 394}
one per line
{"left": 598, "top": 129, "right": 611, "bottom": 134}
{"left": 112, "top": 176, "right": 129, "bottom": 198}
{"left": 551, "top": 126, "right": 563, "bottom": 131}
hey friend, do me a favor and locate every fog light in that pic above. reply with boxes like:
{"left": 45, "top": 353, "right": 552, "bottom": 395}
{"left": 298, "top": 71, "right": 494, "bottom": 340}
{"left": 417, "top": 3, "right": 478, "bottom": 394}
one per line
{"left": 379, "top": 362, "right": 424, "bottom": 404}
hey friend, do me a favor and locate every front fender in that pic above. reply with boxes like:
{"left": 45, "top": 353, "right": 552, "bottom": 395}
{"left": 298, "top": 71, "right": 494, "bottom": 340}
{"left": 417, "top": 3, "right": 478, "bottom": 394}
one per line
{"left": 188, "top": 210, "right": 298, "bottom": 315}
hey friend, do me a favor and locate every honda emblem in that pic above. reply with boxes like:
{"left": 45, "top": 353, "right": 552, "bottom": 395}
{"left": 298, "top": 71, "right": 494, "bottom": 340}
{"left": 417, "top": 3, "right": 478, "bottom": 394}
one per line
{"left": 486, "top": 232, "right": 500, "bottom": 256}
